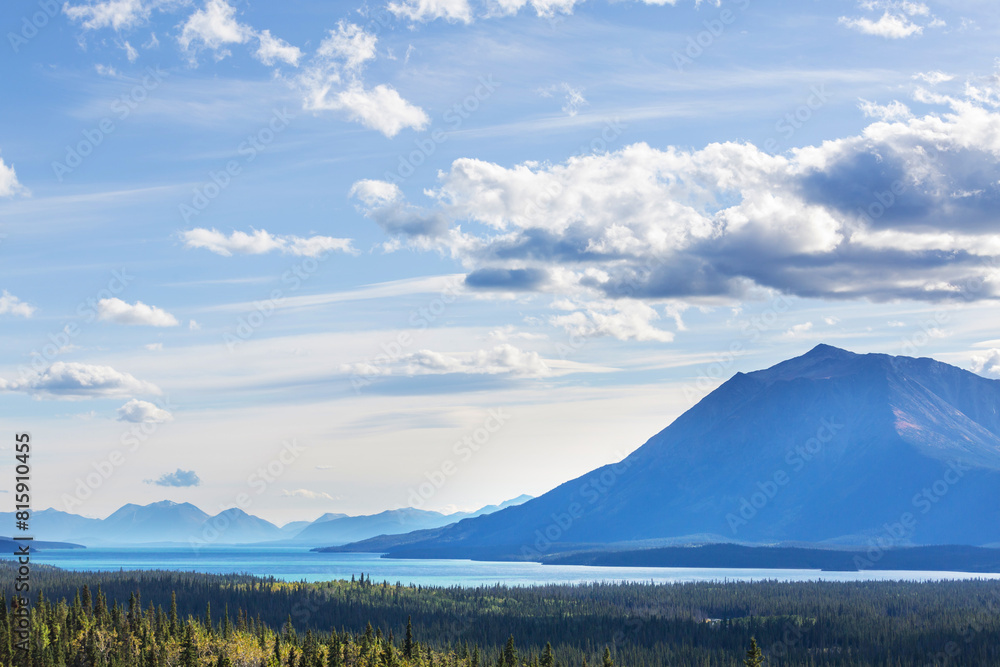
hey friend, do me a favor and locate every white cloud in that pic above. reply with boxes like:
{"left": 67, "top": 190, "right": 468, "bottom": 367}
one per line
{"left": 781, "top": 321, "right": 814, "bottom": 338}
{"left": 0, "top": 291, "right": 35, "bottom": 318}
{"left": 317, "top": 22, "right": 377, "bottom": 71}
{"left": 402, "top": 343, "right": 552, "bottom": 377}
{"left": 839, "top": 1, "right": 942, "bottom": 39}
{"left": 97, "top": 298, "right": 179, "bottom": 327}
{"left": 254, "top": 29, "right": 302, "bottom": 66}
{"left": 121, "top": 39, "right": 139, "bottom": 61}
{"left": 188, "top": 319, "right": 201, "bottom": 330}
{"left": 297, "top": 23, "right": 428, "bottom": 138}
{"left": 64, "top": 0, "right": 153, "bottom": 31}
{"left": 0, "top": 362, "right": 160, "bottom": 399}
{"left": 282, "top": 488, "right": 335, "bottom": 500}
{"left": 550, "top": 300, "right": 676, "bottom": 342}
{"left": 117, "top": 398, "right": 173, "bottom": 423}
{"left": 349, "top": 179, "right": 403, "bottom": 207}
{"left": 539, "top": 82, "right": 588, "bottom": 117}
{"left": 145, "top": 342, "right": 164, "bottom": 351}
{"left": 972, "top": 349, "right": 1000, "bottom": 378}
{"left": 182, "top": 228, "right": 357, "bottom": 257}
{"left": 314, "top": 82, "right": 429, "bottom": 138}
{"left": 0, "top": 154, "right": 27, "bottom": 198}
{"left": 858, "top": 98, "right": 913, "bottom": 121}
{"left": 351, "top": 78, "right": 1000, "bottom": 305}
{"left": 388, "top": 0, "right": 474, "bottom": 23}
{"left": 839, "top": 11, "right": 923, "bottom": 38}
{"left": 914, "top": 71, "right": 954, "bottom": 85}
{"left": 178, "top": 0, "right": 252, "bottom": 59}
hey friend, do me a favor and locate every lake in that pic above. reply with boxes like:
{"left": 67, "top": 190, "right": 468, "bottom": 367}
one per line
{"left": 28, "top": 546, "right": 1000, "bottom": 586}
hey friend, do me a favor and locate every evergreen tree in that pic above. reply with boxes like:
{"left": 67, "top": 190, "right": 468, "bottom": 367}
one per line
{"left": 540, "top": 643, "right": 554, "bottom": 667}
{"left": 601, "top": 647, "right": 613, "bottom": 667}
{"left": 404, "top": 616, "right": 414, "bottom": 660}
{"left": 744, "top": 637, "right": 765, "bottom": 667}
{"left": 503, "top": 636, "right": 517, "bottom": 667}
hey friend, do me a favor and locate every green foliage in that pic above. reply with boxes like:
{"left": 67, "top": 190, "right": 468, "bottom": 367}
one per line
{"left": 743, "top": 637, "right": 764, "bottom": 667}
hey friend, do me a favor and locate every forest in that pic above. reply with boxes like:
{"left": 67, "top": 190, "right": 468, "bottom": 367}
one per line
{"left": 2, "top": 562, "right": 999, "bottom": 666}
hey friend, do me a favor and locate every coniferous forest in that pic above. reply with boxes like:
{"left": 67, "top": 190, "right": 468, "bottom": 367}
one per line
{"left": 2, "top": 563, "right": 1000, "bottom": 666}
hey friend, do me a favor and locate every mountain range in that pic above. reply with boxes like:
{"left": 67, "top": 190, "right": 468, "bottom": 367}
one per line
{"left": 0, "top": 495, "right": 532, "bottom": 547}
{"left": 325, "top": 345, "right": 1000, "bottom": 561}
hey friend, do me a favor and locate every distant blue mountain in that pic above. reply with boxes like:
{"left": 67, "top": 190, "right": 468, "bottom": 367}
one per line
{"left": 0, "top": 496, "right": 532, "bottom": 546}
{"left": 328, "top": 345, "right": 1000, "bottom": 559}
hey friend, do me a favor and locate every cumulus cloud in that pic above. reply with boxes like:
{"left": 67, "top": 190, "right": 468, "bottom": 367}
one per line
{"left": 0, "top": 154, "right": 27, "bottom": 198}
{"left": 117, "top": 398, "right": 173, "bottom": 423}
{"left": 316, "top": 21, "right": 377, "bottom": 71}
{"left": 331, "top": 83, "right": 431, "bottom": 137}
{"left": 97, "top": 298, "right": 179, "bottom": 327}
{"left": 839, "top": 1, "right": 941, "bottom": 39}
{"left": 146, "top": 468, "right": 200, "bottom": 487}
{"left": 971, "top": 349, "right": 1000, "bottom": 378}
{"left": 255, "top": 29, "right": 302, "bottom": 66}
{"left": 178, "top": 0, "right": 252, "bottom": 59}
{"left": 351, "top": 76, "right": 1000, "bottom": 306}
{"left": 298, "top": 23, "right": 428, "bottom": 137}
{"left": 182, "top": 228, "right": 357, "bottom": 257}
{"left": 0, "top": 362, "right": 160, "bottom": 399}
{"left": 0, "top": 291, "right": 35, "bottom": 318}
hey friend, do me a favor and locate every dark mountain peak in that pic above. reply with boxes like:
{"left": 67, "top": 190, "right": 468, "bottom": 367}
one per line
{"left": 805, "top": 343, "right": 856, "bottom": 358}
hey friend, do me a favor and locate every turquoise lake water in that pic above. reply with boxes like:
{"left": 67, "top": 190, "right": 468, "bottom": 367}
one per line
{"left": 25, "top": 546, "right": 1000, "bottom": 587}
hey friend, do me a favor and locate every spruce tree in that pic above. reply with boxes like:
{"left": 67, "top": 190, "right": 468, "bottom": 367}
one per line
{"left": 743, "top": 637, "right": 765, "bottom": 667}
{"left": 404, "top": 616, "right": 414, "bottom": 660}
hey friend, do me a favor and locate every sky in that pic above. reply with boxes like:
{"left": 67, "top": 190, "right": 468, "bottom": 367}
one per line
{"left": 1, "top": 0, "right": 1000, "bottom": 525}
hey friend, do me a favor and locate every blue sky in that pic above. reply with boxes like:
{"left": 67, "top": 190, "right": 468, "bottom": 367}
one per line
{"left": 1, "top": 0, "right": 999, "bottom": 524}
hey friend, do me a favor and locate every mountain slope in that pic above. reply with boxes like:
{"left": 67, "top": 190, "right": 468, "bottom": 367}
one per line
{"left": 289, "top": 496, "right": 535, "bottom": 546}
{"left": 335, "top": 345, "right": 1000, "bottom": 558}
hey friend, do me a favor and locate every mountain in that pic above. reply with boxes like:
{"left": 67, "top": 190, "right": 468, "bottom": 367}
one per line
{"left": 0, "top": 508, "right": 103, "bottom": 543}
{"left": 1, "top": 496, "right": 533, "bottom": 546}
{"left": 198, "top": 508, "right": 283, "bottom": 544}
{"left": 102, "top": 501, "right": 211, "bottom": 543}
{"left": 327, "top": 345, "right": 1000, "bottom": 559}
{"left": 289, "top": 496, "right": 535, "bottom": 546}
